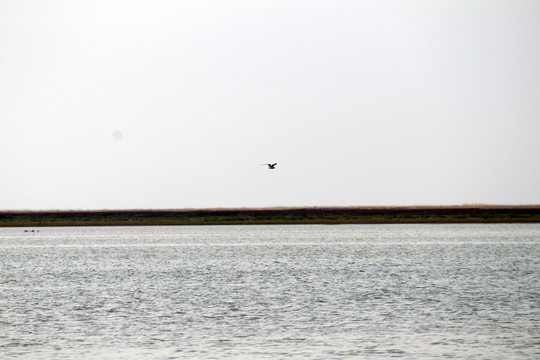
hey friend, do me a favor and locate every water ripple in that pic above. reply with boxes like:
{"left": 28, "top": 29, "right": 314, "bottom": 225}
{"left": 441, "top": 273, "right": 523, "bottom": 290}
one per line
{"left": 1, "top": 224, "right": 539, "bottom": 359}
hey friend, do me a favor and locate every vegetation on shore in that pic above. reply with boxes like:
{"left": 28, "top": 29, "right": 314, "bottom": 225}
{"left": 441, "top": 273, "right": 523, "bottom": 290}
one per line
{"left": 1, "top": 206, "right": 539, "bottom": 227}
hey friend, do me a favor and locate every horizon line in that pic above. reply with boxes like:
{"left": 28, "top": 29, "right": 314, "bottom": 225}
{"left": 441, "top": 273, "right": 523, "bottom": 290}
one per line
{"left": 2, "top": 204, "right": 540, "bottom": 213}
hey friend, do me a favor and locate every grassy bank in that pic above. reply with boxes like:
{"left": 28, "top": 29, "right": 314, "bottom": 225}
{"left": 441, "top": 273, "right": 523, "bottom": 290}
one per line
{"left": 1, "top": 206, "right": 539, "bottom": 227}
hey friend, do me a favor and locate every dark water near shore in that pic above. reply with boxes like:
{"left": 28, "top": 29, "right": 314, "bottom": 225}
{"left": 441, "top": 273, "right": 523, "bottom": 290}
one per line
{"left": 1, "top": 224, "right": 539, "bottom": 359}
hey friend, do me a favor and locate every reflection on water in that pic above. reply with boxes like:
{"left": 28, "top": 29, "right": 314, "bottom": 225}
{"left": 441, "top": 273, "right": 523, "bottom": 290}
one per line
{"left": 1, "top": 224, "right": 539, "bottom": 359}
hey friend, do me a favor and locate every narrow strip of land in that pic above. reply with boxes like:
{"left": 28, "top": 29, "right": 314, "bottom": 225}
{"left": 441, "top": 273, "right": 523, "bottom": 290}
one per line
{"left": 1, "top": 206, "right": 539, "bottom": 227}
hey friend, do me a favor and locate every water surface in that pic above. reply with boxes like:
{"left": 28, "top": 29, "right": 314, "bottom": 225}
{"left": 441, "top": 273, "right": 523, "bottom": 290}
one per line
{"left": 1, "top": 224, "right": 539, "bottom": 359}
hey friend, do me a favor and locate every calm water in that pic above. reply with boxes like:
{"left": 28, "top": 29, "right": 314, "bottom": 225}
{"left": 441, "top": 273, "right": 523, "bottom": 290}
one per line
{"left": 1, "top": 224, "right": 539, "bottom": 359}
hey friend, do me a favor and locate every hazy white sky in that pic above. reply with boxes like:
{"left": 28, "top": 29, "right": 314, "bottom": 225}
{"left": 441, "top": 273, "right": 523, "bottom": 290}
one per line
{"left": 1, "top": 0, "right": 539, "bottom": 210}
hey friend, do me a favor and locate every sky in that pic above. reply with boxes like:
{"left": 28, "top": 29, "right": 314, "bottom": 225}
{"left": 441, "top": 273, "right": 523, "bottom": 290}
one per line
{"left": 1, "top": 0, "right": 539, "bottom": 210}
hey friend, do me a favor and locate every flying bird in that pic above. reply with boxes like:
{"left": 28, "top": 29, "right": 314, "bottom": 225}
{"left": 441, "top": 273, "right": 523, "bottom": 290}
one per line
{"left": 262, "top": 163, "right": 277, "bottom": 169}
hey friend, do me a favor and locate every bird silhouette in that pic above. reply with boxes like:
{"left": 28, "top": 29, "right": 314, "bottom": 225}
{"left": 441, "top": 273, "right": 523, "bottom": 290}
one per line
{"left": 262, "top": 163, "right": 277, "bottom": 169}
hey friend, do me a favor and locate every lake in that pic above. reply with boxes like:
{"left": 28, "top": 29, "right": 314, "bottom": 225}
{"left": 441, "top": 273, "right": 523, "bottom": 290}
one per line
{"left": 1, "top": 224, "right": 539, "bottom": 359}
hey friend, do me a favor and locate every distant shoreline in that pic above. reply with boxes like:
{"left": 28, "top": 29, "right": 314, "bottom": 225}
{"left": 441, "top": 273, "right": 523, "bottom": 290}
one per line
{"left": 1, "top": 205, "right": 539, "bottom": 227}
